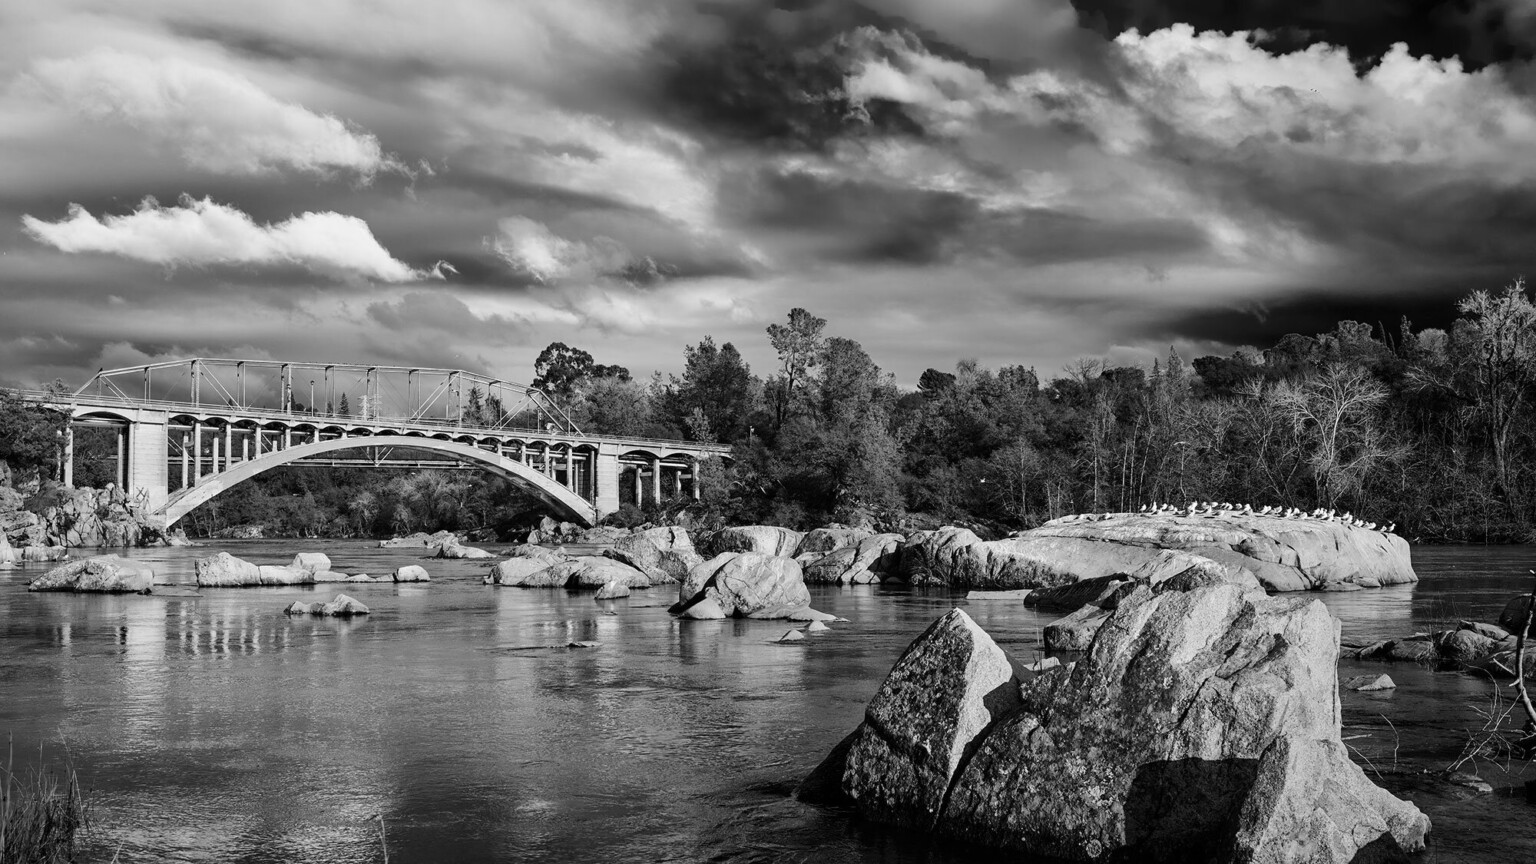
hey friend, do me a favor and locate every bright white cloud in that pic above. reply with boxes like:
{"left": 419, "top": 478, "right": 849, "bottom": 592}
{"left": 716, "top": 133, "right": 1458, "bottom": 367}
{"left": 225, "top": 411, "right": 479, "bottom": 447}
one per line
{"left": 1113, "top": 26, "right": 1536, "bottom": 171}
{"left": 21, "top": 195, "right": 442, "bottom": 282}
{"left": 487, "top": 216, "right": 630, "bottom": 284}
{"left": 23, "top": 49, "right": 401, "bottom": 177}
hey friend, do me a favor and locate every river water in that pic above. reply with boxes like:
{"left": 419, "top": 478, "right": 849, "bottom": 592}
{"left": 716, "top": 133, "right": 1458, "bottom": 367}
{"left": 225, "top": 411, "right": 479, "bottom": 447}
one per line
{"left": 2, "top": 542, "right": 1534, "bottom": 863}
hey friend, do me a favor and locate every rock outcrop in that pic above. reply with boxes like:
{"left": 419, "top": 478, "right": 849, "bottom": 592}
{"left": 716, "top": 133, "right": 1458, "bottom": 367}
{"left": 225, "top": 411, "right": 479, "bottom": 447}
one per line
{"left": 709, "top": 525, "right": 804, "bottom": 558}
{"left": 379, "top": 530, "right": 458, "bottom": 548}
{"left": 603, "top": 529, "right": 698, "bottom": 584}
{"left": 671, "top": 552, "right": 830, "bottom": 620}
{"left": 485, "top": 555, "right": 651, "bottom": 589}
{"left": 896, "top": 514, "right": 1415, "bottom": 593}
{"left": 284, "top": 593, "right": 370, "bottom": 617}
{"left": 28, "top": 555, "right": 154, "bottom": 593}
{"left": 802, "top": 533, "right": 903, "bottom": 584}
{"left": 798, "top": 526, "right": 876, "bottom": 556}
{"left": 804, "top": 587, "right": 1429, "bottom": 862}
{"left": 1349, "top": 618, "right": 1532, "bottom": 675}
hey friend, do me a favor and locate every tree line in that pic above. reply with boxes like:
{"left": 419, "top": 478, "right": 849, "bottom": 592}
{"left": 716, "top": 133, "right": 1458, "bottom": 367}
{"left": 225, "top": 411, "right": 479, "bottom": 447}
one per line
{"left": 517, "top": 279, "right": 1536, "bottom": 542}
{"left": 3, "top": 280, "right": 1535, "bottom": 541}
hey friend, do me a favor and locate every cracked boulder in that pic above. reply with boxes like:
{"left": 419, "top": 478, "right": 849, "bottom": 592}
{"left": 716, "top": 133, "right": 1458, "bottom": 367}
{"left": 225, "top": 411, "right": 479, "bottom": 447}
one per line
{"left": 804, "top": 585, "right": 1429, "bottom": 862}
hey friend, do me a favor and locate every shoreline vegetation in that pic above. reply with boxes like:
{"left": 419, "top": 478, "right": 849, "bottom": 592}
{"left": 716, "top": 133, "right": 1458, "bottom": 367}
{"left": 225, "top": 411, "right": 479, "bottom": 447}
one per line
{"left": 4, "top": 281, "right": 1536, "bottom": 546}
{"left": 1, "top": 737, "right": 90, "bottom": 864}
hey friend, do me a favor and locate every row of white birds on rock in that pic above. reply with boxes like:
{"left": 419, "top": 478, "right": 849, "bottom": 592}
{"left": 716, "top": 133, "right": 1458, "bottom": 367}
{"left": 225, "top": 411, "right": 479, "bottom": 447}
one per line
{"left": 1058, "top": 503, "right": 1396, "bottom": 534}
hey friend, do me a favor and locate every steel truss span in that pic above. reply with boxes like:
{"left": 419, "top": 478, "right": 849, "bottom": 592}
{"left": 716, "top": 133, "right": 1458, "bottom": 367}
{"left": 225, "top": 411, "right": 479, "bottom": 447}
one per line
{"left": 14, "top": 357, "right": 732, "bottom": 528}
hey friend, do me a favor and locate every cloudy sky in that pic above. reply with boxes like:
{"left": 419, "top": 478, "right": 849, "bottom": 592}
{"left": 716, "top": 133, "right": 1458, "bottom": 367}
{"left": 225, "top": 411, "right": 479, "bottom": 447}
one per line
{"left": 3, "top": 0, "right": 1536, "bottom": 390}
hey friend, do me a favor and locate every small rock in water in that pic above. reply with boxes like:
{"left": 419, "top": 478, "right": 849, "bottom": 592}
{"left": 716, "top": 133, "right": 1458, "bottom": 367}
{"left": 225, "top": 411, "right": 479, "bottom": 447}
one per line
{"left": 678, "top": 597, "right": 726, "bottom": 620}
{"left": 393, "top": 565, "right": 430, "bottom": 582}
{"left": 806, "top": 620, "right": 830, "bottom": 633}
{"left": 965, "top": 589, "right": 1033, "bottom": 601}
{"left": 778, "top": 629, "right": 806, "bottom": 642}
{"left": 567, "top": 640, "right": 598, "bottom": 648}
{"left": 1343, "top": 674, "right": 1396, "bottom": 692}
{"left": 595, "top": 580, "right": 631, "bottom": 600}
{"left": 346, "top": 574, "right": 374, "bottom": 583}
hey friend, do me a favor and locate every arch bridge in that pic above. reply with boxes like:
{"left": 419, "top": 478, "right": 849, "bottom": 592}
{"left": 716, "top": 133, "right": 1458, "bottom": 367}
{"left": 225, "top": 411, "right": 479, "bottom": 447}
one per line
{"left": 21, "top": 358, "right": 731, "bottom": 528}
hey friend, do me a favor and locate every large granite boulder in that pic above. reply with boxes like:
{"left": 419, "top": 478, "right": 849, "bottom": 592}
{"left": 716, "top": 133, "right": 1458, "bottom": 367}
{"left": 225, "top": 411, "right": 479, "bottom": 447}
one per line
{"left": 606, "top": 526, "right": 702, "bottom": 583}
{"left": 896, "top": 515, "right": 1414, "bottom": 593}
{"left": 806, "top": 585, "right": 1429, "bottom": 861}
{"left": 601, "top": 536, "right": 665, "bottom": 583}
{"left": 28, "top": 555, "right": 154, "bottom": 593}
{"left": 709, "top": 525, "right": 804, "bottom": 558}
{"left": 503, "top": 543, "right": 568, "bottom": 562}
{"left": 1024, "top": 513, "right": 1416, "bottom": 592}
{"left": 799, "top": 526, "right": 876, "bottom": 557}
{"left": 486, "top": 557, "right": 555, "bottom": 586}
{"left": 196, "top": 552, "right": 266, "bottom": 587}
{"left": 672, "top": 552, "right": 823, "bottom": 619}
{"left": 899, "top": 525, "right": 1249, "bottom": 591}
{"left": 562, "top": 556, "right": 654, "bottom": 589}
{"left": 803, "top": 533, "right": 903, "bottom": 584}
{"left": 833, "top": 609, "right": 1021, "bottom": 828}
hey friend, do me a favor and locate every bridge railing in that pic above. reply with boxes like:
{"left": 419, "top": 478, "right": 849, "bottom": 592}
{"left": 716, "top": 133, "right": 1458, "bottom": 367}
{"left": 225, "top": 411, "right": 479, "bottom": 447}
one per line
{"left": 6, "top": 388, "right": 733, "bottom": 456}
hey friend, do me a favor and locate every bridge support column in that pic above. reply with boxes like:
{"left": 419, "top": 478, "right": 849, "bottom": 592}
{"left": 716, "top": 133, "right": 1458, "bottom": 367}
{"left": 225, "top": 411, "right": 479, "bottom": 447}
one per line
{"left": 224, "top": 425, "right": 233, "bottom": 471}
{"left": 672, "top": 467, "right": 681, "bottom": 499}
{"left": 192, "top": 422, "right": 202, "bottom": 484}
{"left": 181, "top": 434, "right": 189, "bottom": 489}
{"left": 593, "top": 444, "right": 621, "bottom": 518}
{"left": 691, "top": 457, "right": 701, "bottom": 501}
{"left": 127, "top": 411, "right": 170, "bottom": 513}
{"left": 650, "top": 457, "right": 661, "bottom": 506}
{"left": 62, "top": 425, "right": 74, "bottom": 488}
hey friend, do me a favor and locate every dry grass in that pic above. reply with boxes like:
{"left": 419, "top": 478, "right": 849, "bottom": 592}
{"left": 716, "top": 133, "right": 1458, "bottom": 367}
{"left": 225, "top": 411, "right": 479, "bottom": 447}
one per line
{"left": 1, "top": 736, "right": 89, "bottom": 864}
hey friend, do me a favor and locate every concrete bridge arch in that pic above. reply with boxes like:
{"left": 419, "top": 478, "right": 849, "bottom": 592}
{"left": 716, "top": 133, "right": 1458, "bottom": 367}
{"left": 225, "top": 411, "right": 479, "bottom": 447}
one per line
{"left": 158, "top": 435, "right": 597, "bottom": 528}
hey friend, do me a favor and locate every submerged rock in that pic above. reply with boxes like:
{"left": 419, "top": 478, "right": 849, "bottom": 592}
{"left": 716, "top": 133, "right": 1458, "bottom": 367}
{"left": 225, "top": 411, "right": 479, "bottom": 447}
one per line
{"left": 284, "top": 593, "right": 370, "bottom": 617}
{"left": 805, "top": 585, "right": 1429, "bottom": 862}
{"left": 28, "top": 555, "right": 154, "bottom": 593}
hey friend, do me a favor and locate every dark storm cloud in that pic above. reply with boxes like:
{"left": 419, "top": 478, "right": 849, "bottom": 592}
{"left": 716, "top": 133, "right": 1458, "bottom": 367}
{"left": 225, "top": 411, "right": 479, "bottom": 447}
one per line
{"left": 736, "top": 166, "right": 1209, "bottom": 266}
{"left": 657, "top": 1, "right": 936, "bottom": 149}
{"left": 1165, "top": 282, "right": 1481, "bottom": 349}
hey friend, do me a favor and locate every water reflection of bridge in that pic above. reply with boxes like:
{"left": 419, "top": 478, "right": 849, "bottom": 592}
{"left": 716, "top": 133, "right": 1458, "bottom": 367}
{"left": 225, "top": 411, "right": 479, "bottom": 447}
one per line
{"left": 17, "top": 358, "right": 730, "bottom": 527}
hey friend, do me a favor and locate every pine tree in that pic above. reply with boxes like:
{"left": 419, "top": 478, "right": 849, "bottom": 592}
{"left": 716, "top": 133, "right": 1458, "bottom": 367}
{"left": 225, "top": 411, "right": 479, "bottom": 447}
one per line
{"left": 467, "top": 385, "right": 485, "bottom": 426}
{"left": 339, "top": 393, "right": 350, "bottom": 416}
